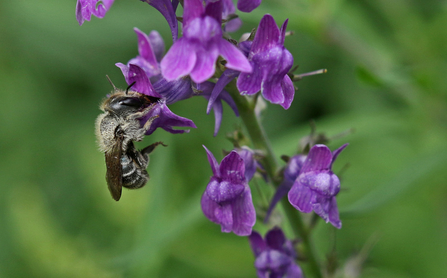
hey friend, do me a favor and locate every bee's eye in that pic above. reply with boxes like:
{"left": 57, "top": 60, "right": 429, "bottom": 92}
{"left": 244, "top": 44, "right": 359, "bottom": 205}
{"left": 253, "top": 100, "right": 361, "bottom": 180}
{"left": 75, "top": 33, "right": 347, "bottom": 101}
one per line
{"left": 119, "top": 98, "right": 142, "bottom": 107}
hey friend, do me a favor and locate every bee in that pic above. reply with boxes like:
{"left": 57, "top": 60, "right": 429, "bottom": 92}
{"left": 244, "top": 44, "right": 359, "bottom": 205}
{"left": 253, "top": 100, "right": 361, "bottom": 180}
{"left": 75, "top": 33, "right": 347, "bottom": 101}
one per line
{"left": 95, "top": 79, "right": 165, "bottom": 201}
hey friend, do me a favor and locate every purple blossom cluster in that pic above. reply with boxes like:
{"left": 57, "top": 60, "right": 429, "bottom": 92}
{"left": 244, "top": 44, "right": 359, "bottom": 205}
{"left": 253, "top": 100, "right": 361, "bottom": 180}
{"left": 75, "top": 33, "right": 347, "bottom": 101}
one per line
{"left": 76, "top": 0, "right": 296, "bottom": 136}
{"left": 77, "top": 0, "right": 350, "bottom": 277}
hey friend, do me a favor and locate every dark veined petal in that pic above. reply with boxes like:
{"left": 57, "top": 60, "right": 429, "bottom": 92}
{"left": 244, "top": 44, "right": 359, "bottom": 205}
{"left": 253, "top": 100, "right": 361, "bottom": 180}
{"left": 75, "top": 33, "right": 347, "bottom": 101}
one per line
{"left": 288, "top": 180, "right": 315, "bottom": 213}
{"left": 251, "top": 14, "right": 280, "bottom": 55}
{"left": 140, "top": 101, "right": 196, "bottom": 135}
{"left": 220, "top": 151, "right": 246, "bottom": 183}
{"left": 160, "top": 38, "right": 197, "bottom": 81}
{"left": 237, "top": 64, "right": 263, "bottom": 95}
{"left": 153, "top": 77, "right": 194, "bottom": 105}
{"left": 204, "top": 0, "right": 223, "bottom": 25}
{"left": 237, "top": 0, "right": 261, "bottom": 13}
{"left": 300, "top": 144, "right": 333, "bottom": 173}
{"left": 183, "top": 0, "right": 204, "bottom": 26}
{"left": 230, "top": 187, "right": 256, "bottom": 236}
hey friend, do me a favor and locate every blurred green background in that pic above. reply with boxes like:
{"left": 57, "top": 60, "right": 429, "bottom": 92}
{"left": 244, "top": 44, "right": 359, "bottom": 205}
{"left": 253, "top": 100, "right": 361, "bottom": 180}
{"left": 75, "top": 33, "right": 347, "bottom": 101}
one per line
{"left": 1, "top": 0, "right": 446, "bottom": 277}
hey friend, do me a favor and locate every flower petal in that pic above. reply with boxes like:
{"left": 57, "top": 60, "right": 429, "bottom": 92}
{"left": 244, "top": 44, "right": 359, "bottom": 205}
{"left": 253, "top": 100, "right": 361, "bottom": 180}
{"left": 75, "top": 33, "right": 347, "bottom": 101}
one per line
{"left": 205, "top": 179, "right": 245, "bottom": 203}
{"left": 215, "top": 203, "right": 234, "bottom": 233}
{"left": 251, "top": 14, "right": 280, "bottom": 54}
{"left": 134, "top": 28, "right": 159, "bottom": 75}
{"left": 204, "top": 0, "right": 223, "bottom": 25}
{"left": 237, "top": 65, "right": 263, "bottom": 95}
{"left": 236, "top": 147, "right": 257, "bottom": 181}
{"left": 220, "top": 151, "right": 245, "bottom": 183}
{"left": 279, "top": 19, "right": 289, "bottom": 46}
{"left": 231, "top": 187, "right": 256, "bottom": 236}
{"left": 189, "top": 45, "right": 219, "bottom": 83}
{"left": 284, "top": 155, "right": 307, "bottom": 183}
{"left": 160, "top": 38, "right": 197, "bottom": 81}
{"left": 279, "top": 74, "right": 295, "bottom": 109}
{"left": 300, "top": 144, "right": 333, "bottom": 173}
{"left": 331, "top": 143, "right": 349, "bottom": 167}
{"left": 76, "top": 0, "right": 114, "bottom": 25}
{"left": 203, "top": 145, "right": 220, "bottom": 177}
{"left": 201, "top": 191, "right": 220, "bottom": 223}
{"left": 206, "top": 69, "right": 239, "bottom": 114}
{"left": 140, "top": 101, "right": 196, "bottom": 135}
{"left": 219, "top": 39, "right": 252, "bottom": 73}
{"left": 237, "top": 0, "right": 261, "bottom": 13}
{"left": 285, "top": 263, "right": 304, "bottom": 278}
{"left": 288, "top": 180, "right": 315, "bottom": 213}
{"left": 265, "top": 182, "right": 292, "bottom": 222}
{"left": 313, "top": 194, "right": 341, "bottom": 228}
{"left": 153, "top": 77, "right": 194, "bottom": 105}
{"left": 248, "top": 230, "right": 267, "bottom": 257}
{"left": 148, "top": 30, "right": 165, "bottom": 62}
{"left": 265, "top": 227, "right": 286, "bottom": 251}
{"left": 183, "top": 0, "right": 204, "bottom": 26}
{"left": 327, "top": 197, "right": 342, "bottom": 229}
{"left": 141, "top": 0, "right": 178, "bottom": 41}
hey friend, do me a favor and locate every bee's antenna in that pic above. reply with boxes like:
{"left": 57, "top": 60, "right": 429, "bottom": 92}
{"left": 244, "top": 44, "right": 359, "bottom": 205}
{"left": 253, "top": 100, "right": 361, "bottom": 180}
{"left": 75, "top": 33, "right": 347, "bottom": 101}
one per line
{"left": 125, "top": 81, "right": 136, "bottom": 95}
{"left": 106, "top": 75, "right": 117, "bottom": 90}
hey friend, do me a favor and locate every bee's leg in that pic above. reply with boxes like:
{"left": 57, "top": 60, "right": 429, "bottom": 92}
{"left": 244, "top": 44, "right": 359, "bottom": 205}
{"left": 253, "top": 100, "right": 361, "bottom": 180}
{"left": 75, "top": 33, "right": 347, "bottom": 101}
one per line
{"left": 137, "top": 142, "right": 167, "bottom": 168}
{"left": 142, "top": 141, "right": 167, "bottom": 155}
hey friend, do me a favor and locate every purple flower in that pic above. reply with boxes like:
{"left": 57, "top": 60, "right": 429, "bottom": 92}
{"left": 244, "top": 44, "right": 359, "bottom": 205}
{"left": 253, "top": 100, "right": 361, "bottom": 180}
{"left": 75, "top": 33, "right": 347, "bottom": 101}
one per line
{"left": 160, "top": 0, "right": 252, "bottom": 83}
{"left": 119, "top": 28, "right": 240, "bottom": 135}
{"left": 265, "top": 155, "right": 307, "bottom": 222}
{"left": 249, "top": 227, "right": 303, "bottom": 278}
{"left": 237, "top": 14, "right": 295, "bottom": 109}
{"left": 76, "top": 0, "right": 114, "bottom": 26}
{"left": 237, "top": 0, "right": 262, "bottom": 13}
{"left": 201, "top": 146, "right": 256, "bottom": 236}
{"left": 288, "top": 144, "right": 348, "bottom": 229}
{"left": 116, "top": 63, "right": 196, "bottom": 135}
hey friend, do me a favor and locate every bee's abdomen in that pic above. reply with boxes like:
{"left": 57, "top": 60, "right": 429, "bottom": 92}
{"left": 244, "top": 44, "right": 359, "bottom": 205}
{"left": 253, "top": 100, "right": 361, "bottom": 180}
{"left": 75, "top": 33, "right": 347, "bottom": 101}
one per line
{"left": 121, "top": 154, "right": 149, "bottom": 189}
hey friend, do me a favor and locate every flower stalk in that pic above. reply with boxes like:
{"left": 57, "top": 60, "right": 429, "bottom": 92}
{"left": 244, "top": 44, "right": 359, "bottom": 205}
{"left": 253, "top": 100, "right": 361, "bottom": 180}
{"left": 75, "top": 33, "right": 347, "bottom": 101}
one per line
{"left": 227, "top": 81, "right": 323, "bottom": 278}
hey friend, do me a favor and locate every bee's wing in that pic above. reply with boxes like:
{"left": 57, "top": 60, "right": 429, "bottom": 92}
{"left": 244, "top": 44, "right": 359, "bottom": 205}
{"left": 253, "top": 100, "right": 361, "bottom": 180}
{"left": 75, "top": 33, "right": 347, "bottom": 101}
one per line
{"left": 105, "top": 133, "right": 124, "bottom": 201}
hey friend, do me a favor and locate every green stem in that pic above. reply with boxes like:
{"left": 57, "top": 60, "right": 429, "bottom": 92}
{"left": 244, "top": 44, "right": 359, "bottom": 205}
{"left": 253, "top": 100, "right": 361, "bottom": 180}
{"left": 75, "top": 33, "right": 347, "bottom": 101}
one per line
{"left": 227, "top": 82, "right": 323, "bottom": 278}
